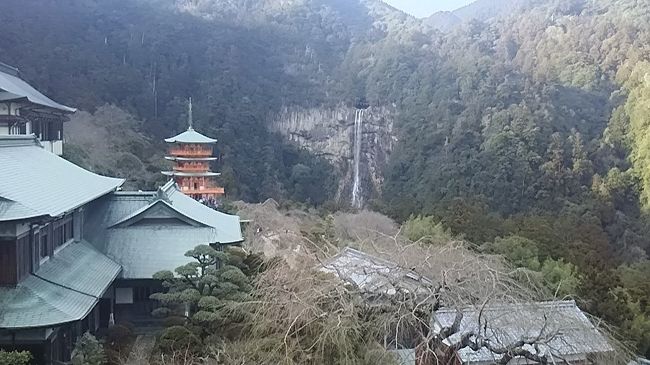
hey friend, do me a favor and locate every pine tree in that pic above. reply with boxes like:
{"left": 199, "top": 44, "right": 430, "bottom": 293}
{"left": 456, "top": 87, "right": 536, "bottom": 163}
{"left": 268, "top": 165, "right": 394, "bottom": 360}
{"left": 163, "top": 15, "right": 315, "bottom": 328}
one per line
{"left": 71, "top": 332, "right": 106, "bottom": 365}
{"left": 151, "top": 245, "right": 254, "bottom": 342}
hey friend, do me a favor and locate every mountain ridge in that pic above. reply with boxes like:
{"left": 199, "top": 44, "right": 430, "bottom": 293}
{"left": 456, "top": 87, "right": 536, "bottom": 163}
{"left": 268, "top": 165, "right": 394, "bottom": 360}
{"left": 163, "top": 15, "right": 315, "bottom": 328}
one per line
{"left": 425, "top": 0, "right": 535, "bottom": 31}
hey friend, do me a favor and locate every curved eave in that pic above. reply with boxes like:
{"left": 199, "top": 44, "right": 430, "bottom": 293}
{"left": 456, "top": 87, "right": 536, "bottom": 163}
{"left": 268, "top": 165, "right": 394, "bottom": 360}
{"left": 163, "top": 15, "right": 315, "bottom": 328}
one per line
{"left": 165, "top": 156, "right": 218, "bottom": 161}
{"left": 162, "top": 171, "right": 221, "bottom": 177}
{"left": 164, "top": 139, "right": 217, "bottom": 144}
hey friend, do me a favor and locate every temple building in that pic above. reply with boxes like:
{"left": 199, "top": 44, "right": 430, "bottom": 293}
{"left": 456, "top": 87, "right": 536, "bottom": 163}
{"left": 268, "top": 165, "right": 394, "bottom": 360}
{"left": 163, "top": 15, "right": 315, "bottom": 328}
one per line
{"left": 0, "top": 62, "right": 76, "bottom": 155}
{"left": 0, "top": 68, "right": 243, "bottom": 364}
{"left": 163, "top": 99, "right": 225, "bottom": 200}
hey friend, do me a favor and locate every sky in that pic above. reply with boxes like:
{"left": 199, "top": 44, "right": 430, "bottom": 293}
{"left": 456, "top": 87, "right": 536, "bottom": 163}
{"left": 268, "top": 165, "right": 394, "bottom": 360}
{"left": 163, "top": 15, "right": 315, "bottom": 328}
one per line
{"left": 383, "top": 0, "right": 476, "bottom": 17}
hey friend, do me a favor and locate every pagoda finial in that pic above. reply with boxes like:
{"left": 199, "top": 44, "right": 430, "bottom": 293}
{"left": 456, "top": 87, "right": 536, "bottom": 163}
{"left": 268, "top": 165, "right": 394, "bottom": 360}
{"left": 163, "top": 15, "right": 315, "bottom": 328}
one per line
{"left": 188, "top": 97, "right": 193, "bottom": 131}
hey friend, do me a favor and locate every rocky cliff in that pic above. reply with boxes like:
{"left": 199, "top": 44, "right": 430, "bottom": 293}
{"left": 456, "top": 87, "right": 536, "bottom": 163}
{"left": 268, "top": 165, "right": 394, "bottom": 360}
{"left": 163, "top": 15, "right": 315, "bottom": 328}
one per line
{"left": 270, "top": 104, "right": 396, "bottom": 206}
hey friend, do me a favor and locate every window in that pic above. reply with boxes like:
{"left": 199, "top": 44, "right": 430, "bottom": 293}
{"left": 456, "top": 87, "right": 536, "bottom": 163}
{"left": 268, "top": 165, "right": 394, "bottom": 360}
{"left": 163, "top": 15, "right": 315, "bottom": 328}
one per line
{"left": 16, "top": 235, "right": 31, "bottom": 281}
{"left": 53, "top": 217, "right": 74, "bottom": 250}
{"left": 115, "top": 288, "right": 134, "bottom": 304}
{"left": 40, "top": 232, "right": 49, "bottom": 259}
{"left": 64, "top": 219, "right": 74, "bottom": 242}
{"left": 53, "top": 223, "right": 64, "bottom": 248}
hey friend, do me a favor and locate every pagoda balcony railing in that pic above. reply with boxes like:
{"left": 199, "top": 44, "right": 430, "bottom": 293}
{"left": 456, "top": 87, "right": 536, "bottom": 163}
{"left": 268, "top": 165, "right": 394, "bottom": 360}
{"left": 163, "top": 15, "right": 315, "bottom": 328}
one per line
{"left": 169, "top": 148, "right": 213, "bottom": 157}
{"left": 174, "top": 165, "right": 210, "bottom": 172}
{"left": 181, "top": 187, "right": 225, "bottom": 195}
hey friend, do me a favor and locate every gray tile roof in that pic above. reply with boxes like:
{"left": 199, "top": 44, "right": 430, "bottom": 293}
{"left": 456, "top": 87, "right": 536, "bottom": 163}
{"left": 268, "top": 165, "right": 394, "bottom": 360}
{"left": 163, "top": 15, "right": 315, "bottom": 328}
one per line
{"left": 320, "top": 247, "right": 433, "bottom": 296}
{"left": 0, "top": 135, "right": 124, "bottom": 221}
{"left": 104, "top": 226, "right": 223, "bottom": 279}
{"left": 0, "top": 66, "right": 76, "bottom": 113}
{"left": 162, "top": 181, "right": 243, "bottom": 243}
{"left": 0, "top": 241, "right": 121, "bottom": 329}
{"left": 164, "top": 127, "right": 217, "bottom": 144}
{"left": 389, "top": 349, "right": 416, "bottom": 365}
{"left": 37, "top": 240, "right": 122, "bottom": 297}
{"left": 0, "top": 197, "right": 40, "bottom": 221}
{"left": 432, "top": 301, "right": 613, "bottom": 363}
{"left": 84, "top": 181, "right": 243, "bottom": 279}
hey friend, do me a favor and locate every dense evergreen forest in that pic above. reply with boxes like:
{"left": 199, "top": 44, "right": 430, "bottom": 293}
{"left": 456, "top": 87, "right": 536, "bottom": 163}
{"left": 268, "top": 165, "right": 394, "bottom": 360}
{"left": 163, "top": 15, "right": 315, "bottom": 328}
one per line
{"left": 1, "top": 0, "right": 649, "bottom": 356}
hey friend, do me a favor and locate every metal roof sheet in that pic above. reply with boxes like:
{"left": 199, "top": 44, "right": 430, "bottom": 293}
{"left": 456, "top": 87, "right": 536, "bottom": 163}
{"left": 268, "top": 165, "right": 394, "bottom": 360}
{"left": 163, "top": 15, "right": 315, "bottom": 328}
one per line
{"left": 164, "top": 127, "right": 217, "bottom": 144}
{"left": 0, "top": 197, "right": 41, "bottom": 221}
{"left": 104, "top": 226, "right": 222, "bottom": 279}
{"left": 0, "top": 135, "right": 124, "bottom": 221}
{"left": 0, "top": 68, "right": 76, "bottom": 113}
{"left": 0, "top": 276, "right": 97, "bottom": 329}
{"left": 108, "top": 199, "right": 206, "bottom": 228}
{"left": 83, "top": 181, "right": 243, "bottom": 279}
{"left": 432, "top": 301, "right": 613, "bottom": 362}
{"left": 0, "top": 241, "right": 121, "bottom": 329}
{"left": 162, "top": 181, "right": 243, "bottom": 243}
{"left": 36, "top": 240, "right": 121, "bottom": 297}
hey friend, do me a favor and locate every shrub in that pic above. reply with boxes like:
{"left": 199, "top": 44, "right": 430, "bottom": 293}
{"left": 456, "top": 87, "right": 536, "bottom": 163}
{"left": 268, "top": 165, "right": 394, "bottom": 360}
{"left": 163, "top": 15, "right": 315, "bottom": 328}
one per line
{"left": 71, "top": 332, "right": 106, "bottom": 365}
{"left": 158, "top": 326, "right": 202, "bottom": 356}
{"left": 0, "top": 350, "right": 32, "bottom": 365}
{"left": 163, "top": 316, "right": 187, "bottom": 328}
{"left": 106, "top": 324, "right": 135, "bottom": 352}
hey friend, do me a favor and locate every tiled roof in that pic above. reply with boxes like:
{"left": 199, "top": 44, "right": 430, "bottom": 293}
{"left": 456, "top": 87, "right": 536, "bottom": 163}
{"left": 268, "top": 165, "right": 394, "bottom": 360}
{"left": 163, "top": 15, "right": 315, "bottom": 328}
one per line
{"left": 0, "top": 197, "right": 40, "bottom": 221}
{"left": 0, "top": 276, "right": 97, "bottom": 329}
{"left": 432, "top": 301, "right": 613, "bottom": 363}
{"left": 84, "top": 181, "right": 243, "bottom": 279}
{"left": 162, "top": 181, "right": 243, "bottom": 243}
{"left": 389, "top": 349, "right": 416, "bottom": 365}
{"left": 37, "top": 240, "right": 122, "bottom": 297}
{"left": 164, "top": 127, "right": 217, "bottom": 144}
{"left": 0, "top": 135, "right": 124, "bottom": 221}
{"left": 0, "top": 241, "right": 121, "bottom": 329}
{"left": 0, "top": 65, "right": 76, "bottom": 113}
{"left": 320, "top": 247, "right": 433, "bottom": 296}
{"left": 104, "top": 226, "right": 222, "bottom": 279}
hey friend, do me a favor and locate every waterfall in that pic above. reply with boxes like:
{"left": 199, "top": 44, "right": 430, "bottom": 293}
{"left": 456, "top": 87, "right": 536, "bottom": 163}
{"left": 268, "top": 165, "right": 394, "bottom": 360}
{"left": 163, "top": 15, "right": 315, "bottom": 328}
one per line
{"left": 351, "top": 109, "right": 364, "bottom": 208}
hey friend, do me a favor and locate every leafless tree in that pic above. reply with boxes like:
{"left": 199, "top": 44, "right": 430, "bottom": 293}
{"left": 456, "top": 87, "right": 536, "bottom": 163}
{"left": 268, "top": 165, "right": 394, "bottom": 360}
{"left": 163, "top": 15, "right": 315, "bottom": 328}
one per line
{"left": 222, "top": 224, "right": 630, "bottom": 365}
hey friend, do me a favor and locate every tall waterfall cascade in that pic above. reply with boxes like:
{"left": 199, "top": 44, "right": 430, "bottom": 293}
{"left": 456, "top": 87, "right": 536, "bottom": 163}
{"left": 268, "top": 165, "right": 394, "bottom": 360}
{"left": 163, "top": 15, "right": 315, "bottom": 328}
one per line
{"left": 351, "top": 109, "right": 364, "bottom": 208}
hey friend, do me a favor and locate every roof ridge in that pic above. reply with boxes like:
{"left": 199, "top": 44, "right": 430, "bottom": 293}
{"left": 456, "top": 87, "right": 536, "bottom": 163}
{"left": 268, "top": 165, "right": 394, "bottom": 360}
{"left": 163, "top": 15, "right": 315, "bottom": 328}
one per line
{"left": 0, "top": 134, "right": 42, "bottom": 148}
{"left": 108, "top": 198, "right": 207, "bottom": 229}
{"left": 0, "top": 61, "right": 19, "bottom": 76}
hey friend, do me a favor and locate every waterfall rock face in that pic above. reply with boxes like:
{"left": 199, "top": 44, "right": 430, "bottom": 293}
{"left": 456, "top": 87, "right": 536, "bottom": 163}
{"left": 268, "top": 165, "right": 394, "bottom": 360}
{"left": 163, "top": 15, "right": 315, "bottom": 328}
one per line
{"left": 270, "top": 104, "right": 396, "bottom": 206}
{"left": 352, "top": 109, "right": 364, "bottom": 208}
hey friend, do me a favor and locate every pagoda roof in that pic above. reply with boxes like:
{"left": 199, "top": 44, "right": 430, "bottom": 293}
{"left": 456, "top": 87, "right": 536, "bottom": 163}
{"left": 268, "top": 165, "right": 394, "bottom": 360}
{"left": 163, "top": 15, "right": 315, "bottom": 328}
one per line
{"left": 165, "top": 156, "right": 218, "bottom": 162}
{"left": 161, "top": 171, "right": 221, "bottom": 177}
{"left": 0, "top": 135, "right": 125, "bottom": 221}
{"left": 0, "top": 62, "right": 76, "bottom": 113}
{"left": 164, "top": 127, "right": 217, "bottom": 144}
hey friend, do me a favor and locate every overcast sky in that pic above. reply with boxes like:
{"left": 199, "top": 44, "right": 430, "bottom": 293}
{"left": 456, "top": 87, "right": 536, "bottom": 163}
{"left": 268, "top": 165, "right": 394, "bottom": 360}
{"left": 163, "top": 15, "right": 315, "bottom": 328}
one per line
{"left": 383, "top": 0, "right": 476, "bottom": 17}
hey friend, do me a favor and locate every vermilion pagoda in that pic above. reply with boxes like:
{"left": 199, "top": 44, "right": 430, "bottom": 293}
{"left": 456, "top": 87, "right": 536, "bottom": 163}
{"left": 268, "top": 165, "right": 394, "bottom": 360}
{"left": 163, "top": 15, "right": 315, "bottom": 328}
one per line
{"left": 162, "top": 99, "right": 225, "bottom": 199}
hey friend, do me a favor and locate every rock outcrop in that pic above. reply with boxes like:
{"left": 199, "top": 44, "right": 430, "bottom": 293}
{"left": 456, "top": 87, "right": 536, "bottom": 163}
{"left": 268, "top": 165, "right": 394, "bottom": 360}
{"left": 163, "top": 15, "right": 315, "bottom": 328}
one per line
{"left": 270, "top": 104, "right": 396, "bottom": 206}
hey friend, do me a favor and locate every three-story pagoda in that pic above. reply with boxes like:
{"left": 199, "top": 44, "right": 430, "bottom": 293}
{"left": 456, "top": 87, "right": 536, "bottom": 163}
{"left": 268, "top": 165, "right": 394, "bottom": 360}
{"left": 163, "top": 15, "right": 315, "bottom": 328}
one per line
{"left": 162, "top": 99, "right": 225, "bottom": 199}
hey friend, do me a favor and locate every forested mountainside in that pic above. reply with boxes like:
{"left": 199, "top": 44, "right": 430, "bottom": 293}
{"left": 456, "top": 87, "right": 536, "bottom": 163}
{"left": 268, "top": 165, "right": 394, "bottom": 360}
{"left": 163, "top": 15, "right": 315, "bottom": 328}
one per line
{"left": 1, "top": 0, "right": 650, "bottom": 355}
